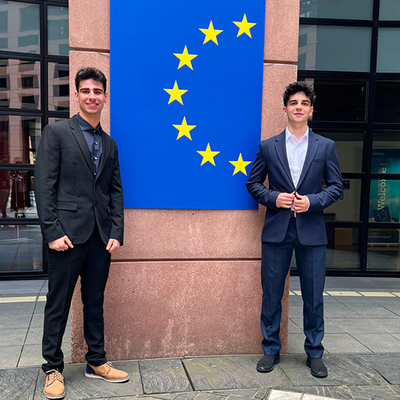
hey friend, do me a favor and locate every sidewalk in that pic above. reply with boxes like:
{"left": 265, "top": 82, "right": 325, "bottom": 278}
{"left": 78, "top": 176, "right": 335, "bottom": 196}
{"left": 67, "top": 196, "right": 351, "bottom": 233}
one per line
{"left": 2, "top": 277, "right": 400, "bottom": 400}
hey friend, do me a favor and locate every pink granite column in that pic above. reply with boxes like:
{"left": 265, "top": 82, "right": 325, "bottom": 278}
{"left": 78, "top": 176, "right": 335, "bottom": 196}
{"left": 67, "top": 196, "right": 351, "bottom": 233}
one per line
{"left": 69, "top": 0, "right": 299, "bottom": 362}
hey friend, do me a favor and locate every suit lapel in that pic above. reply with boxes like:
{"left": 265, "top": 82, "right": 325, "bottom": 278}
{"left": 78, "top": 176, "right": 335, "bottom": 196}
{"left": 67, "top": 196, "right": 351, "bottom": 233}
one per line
{"left": 69, "top": 116, "right": 94, "bottom": 174}
{"left": 274, "top": 131, "right": 295, "bottom": 189}
{"left": 297, "top": 130, "right": 319, "bottom": 189}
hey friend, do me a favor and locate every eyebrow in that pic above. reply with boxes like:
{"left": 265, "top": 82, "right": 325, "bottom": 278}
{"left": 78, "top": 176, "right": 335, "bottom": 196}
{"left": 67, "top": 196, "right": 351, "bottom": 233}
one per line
{"left": 79, "top": 88, "right": 104, "bottom": 93}
{"left": 288, "top": 99, "right": 311, "bottom": 104}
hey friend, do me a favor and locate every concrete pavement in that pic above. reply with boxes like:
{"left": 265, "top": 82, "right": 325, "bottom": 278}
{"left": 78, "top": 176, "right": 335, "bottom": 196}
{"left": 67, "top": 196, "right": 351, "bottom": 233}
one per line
{"left": 1, "top": 277, "right": 400, "bottom": 399}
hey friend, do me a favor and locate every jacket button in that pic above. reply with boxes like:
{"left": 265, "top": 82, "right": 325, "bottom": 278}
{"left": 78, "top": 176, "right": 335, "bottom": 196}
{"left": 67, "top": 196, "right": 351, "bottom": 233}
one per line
{"left": 94, "top": 201, "right": 97, "bottom": 205}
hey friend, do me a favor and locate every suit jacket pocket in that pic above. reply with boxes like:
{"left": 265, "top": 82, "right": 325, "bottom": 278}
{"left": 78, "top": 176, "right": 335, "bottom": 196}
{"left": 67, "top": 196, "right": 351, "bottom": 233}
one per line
{"left": 56, "top": 201, "right": 78, "bottom": 211}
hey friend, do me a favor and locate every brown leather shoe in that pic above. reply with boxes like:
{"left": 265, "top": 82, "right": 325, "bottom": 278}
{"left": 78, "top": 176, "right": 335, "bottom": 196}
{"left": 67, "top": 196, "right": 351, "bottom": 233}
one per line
{"left": 44, "top": 370, "right": 65, "bottom": 399}
{"left": 85, "top": 361, "right": 129, "bottom": 383}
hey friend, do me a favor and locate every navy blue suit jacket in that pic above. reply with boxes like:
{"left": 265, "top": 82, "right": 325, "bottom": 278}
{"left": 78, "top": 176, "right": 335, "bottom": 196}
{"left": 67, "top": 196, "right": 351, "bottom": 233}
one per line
{"left": 246, "top": 130, "right": 343, "bottom": 246}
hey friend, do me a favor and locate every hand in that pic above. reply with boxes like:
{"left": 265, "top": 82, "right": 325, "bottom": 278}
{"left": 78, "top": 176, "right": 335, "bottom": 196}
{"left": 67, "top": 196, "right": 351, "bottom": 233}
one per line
{"left": 293, "top": 193, "right": 309, "bottom": 213}
{"left": 276, "top": 192, "right": 295, "bottom": 209}
{"left": 48, "top": 235, "right": 74, "bottom": 251}
{"left": 106, "top": 238, "right": 120, "bottom": 254}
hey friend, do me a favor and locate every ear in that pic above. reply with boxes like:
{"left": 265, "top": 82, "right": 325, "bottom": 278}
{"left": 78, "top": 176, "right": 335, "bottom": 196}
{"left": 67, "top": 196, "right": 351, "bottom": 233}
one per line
{"left": 283, "top": 106, "right": 287, "bottom": 115}
{"left": 309, "top": 106, "right": 314, "bottom": 117}
{"left": 104, "top": 92, "right": 108, "bottom": 104}
{"left": 74, "top": 91, "right": 79, "bottom": 103}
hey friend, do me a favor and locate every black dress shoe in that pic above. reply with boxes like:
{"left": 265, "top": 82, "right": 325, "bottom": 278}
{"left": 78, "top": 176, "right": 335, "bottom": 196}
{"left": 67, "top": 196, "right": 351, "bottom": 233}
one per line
{"left": 306, "top": 357, "right": 328, "bottom": 378}
{"left": 256, "top": 354, "right": 280, "bottom": 373}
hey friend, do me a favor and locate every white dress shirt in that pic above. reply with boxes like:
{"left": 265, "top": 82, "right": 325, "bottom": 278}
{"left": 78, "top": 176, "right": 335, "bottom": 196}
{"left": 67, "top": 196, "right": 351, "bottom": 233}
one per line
{"left": 285, "top": 126, "right": 309, "bottom": 189}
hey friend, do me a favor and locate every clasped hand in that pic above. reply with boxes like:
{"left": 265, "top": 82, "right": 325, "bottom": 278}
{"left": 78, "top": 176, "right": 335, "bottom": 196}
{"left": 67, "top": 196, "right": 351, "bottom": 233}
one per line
{"left": 276, "top": 191, "right": 309, "bottom": 213}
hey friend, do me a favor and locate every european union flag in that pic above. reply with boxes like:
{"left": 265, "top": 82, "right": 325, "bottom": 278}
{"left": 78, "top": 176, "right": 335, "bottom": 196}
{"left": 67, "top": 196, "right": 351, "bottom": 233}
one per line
{"left": 110, "top": 0, "right": 265, "bottom": 209}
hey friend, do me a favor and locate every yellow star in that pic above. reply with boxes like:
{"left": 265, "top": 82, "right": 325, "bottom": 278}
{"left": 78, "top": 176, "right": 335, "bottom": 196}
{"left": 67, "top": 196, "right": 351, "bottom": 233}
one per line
{"left": 197, "top": 143, "right": 220, "bottom": 166}
{"left": 233, "top": 14, "right": 256, "bottom": 38}
{"left": 163, "top": 81, "right": 188, "bottom": 105}
{"left": 173, "top": 46, "right": 198, "bottom": 70}
{"left": 172, "top": 117, "right": 196, "bottom": 140}
{"left": 199, "top": 21, "right": 223, "bottom": 45}
{"left": 229, "top": 153, "right": 252, "bottom": 176}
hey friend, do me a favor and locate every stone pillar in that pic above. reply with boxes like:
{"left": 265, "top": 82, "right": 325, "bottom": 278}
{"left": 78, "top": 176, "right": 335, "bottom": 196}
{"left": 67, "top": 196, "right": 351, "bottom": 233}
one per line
{"left": 69, "top": 0, "right": 299, "bottom": 362}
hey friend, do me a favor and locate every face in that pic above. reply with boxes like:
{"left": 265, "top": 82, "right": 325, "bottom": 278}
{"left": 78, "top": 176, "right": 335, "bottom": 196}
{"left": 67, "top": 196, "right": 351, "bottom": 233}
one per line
{"left": 75, "top": 79, "right": 107, "bottom": 117}
{"left": 283, "top": 92, "right": 313, "bottom": 125}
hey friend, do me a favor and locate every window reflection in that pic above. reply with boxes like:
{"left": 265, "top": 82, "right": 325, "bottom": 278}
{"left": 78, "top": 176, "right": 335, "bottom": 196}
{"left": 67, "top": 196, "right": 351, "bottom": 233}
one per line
{"left": 0, "top": 1, "right": 40, "bottom": 54}
{"left": 326, "top": 228, "right": 360, "bottom": 270}
{"left": 0, "top": 58, "right": 40, "bottom": 110}
{"left": 0, "top": 170, "right": 36, "bottom": 218}
{"left": 0, "top": 225, "right": 42, "bottom": 272}
{"left": 298, "top": 25, "right": 371, "bottom": 72}
{"left": 368, "top": 229, "right": 400, "bottom": 271}
{"left": 0, "top": 115, "right": 41, "bottom": 164}
{"left": 48, "top": 62, "right": 69, "bottom": 111}
{"left": 47, "top": 6, "right": 70, "bottom": 56}
{"left": 373, "top": 131, "right": 400, "bottom": 152}
{"left": 300, "top": 0, "right": 373, "bottom": 20}
{"left": 369, "top": 179, "right": 400, "bottom": 223}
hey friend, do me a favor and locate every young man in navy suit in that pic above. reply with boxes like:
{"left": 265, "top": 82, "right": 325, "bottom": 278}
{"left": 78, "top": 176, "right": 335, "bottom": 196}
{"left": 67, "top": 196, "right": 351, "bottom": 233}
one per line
{"left": 247, "top": 82, "right": 343, "bottom": 378}
{"left": 35, "top": 67, "right": 128, "bottom": 399}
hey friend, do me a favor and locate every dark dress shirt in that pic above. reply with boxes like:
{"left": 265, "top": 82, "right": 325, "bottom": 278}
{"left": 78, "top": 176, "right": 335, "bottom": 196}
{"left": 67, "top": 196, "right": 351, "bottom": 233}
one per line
{"left": 76, "top": 113, "right": 103, "bottom": 174}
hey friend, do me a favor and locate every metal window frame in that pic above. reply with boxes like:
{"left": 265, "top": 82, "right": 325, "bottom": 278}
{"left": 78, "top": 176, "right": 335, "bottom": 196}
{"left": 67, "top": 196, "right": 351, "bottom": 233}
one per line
{"left": 0, "top": 0, "right": 69, "bottom": 278}
{"left": 298, "top": 0, "right": 400, "bottom": 276}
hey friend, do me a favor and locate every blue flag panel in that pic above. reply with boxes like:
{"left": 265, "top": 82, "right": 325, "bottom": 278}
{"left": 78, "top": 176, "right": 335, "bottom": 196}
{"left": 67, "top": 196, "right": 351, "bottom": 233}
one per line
{"left": 110, "top": 0, "right": 265, "bottom": 209}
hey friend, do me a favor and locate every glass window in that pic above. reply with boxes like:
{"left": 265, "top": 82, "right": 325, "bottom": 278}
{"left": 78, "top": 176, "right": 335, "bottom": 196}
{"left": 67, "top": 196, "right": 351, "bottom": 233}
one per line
{"left": 0, "top": 58, "right": 40, "bottom": 110}
{"left": 47, "top": 6, "right": 70, "bottom": 56}
{"left": 300, "top": 0, "right": 373, "bottom": 20}
{"left": 304, "top": 79, "right": 367, "bottom": 121}
{"left": 380, "top": 0, "right": 400, "bottom": 21}
{"left": 0, "top": 225, "right": 42, "bottom": 272}
{"left": 48, "top": 117, "right": 68, "bottom": 125}
{"left": 0, "top": 1, "right": 40, "bottom": 54}
{"left": 368, "top": 229, "right": 400, "bottom": 271}
{"left": 0, "top": 169, "right": 36, "bottom": 218}
{"left": 0, "top": 115, "right": 41, "bottom": 164}
{"left": 369, "top": 179, "right": 400, "bottom": 223}
{"left": 48, "top": 62, "right": 69, "bottom": 111}
{"left": 318, "top": 130, "right": 364, "bottom": 173}
{"left": 324, "top": 179, "right": 361, "bottom": 222}
{"left": 298, "top": 25, "right": 371, "bottom": 72}
{"left": 325, "top": 228, "right": 361, "bottom": 270}
{"left": 373, "top": 131, "right": 400, "bottom": 152}
{"left": 375, "top": 82, "right": 400, "bottom": 123}
{"left": 377, "top": 28, "right": 400, "bottom": 73}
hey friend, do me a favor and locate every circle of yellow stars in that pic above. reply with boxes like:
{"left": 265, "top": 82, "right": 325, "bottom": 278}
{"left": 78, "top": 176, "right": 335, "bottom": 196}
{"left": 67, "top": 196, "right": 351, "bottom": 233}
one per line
{"left": 163, "top": 13, "right": 256, "bottom": 176}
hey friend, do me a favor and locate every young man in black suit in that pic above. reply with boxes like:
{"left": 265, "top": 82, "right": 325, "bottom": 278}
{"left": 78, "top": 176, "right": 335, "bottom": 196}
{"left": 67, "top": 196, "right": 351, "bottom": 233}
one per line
{"left": 35, "top": 67, "right": 128, "bottom": 399}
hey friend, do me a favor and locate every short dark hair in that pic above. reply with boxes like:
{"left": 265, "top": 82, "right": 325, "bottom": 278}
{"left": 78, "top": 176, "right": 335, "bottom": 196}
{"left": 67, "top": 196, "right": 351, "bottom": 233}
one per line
{"left": 75, "top": 67, "right": 107, "bottom": 93}
{"left": 283, "top": 81, "right": 315, "bottom": 107}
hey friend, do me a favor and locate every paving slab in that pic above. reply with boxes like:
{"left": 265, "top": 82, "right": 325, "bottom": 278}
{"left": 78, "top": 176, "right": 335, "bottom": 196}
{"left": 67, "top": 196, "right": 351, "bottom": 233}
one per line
{"left": 147, "top": 392, "right": 199, "bottom": 400}
{"left": 287, "top": 334, "right": 306, "bottom": 354}
{"left": 139, "top": 358, "right": 192, "bottom": 394}
{"left": 0, "top": 345, "right": 21, "bottom": 369}
{"left": 350, "top": 333, "right": 400, "bottom": 353}
{"left": 0, "top": 312, "right": 32, "bottom": 329}
{"left": 322, "top": 334, "right": 372, "bottom": 354}
{"left": 183, "top": 356, "right": 291, "bottom": 391}
{"left": 323, "top": 305, "right": 361, "bottom": 319}
{"left": 33, "top": 361, "right": 142, "bottom": 399}
{"left": 267, "top": 389, "right": 302, "bottom": 399}
{"left": 351, "top": 306, "right": 400, "bottom": 319}
{"left": 0, "top": 367, "right": 39, "bottom": 400}
{"left": 327, "top": 318, "right": 386, "bottom": 334}
{"left": 359, "top": 354, "right": 400, "bottom": 384}
{"left": 283, "top": 385, "right": 400, "bottom": 400}
{"left": 0, "top": 302, "right": 36, "bottom": 315}
{"left": 18, "top": 343, "right": 71, "bottom": 367}
{"left": 333, "top": 296, "right": 378, "bottom": 308}
{"left": 369, "top": 319, "right": 400, "bottom": 334}
{"left": 267, "top": 390, "right": 302, "bottom": 399}
{"left": 278, "top": 354, "right": 384, "bottom": 387}
{"left": 0, "top": 328, "right": 28, "bottom": 346}
{"left": 0, "top": 280, "right": 46, "bottom": 295}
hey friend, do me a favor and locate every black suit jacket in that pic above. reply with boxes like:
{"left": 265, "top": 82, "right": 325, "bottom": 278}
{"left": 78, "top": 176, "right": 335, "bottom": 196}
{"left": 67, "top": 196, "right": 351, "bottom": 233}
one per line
{"left": 34, "top": 115, "right": 124, "bottom": 246}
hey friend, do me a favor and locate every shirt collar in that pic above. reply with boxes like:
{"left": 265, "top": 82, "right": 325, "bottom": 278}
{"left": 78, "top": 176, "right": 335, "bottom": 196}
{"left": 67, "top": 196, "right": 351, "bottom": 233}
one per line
{"left": 285, "top": 126, "right": 309, "bottom": 143}
{"left": 76, "top": 113, "right": 102, "bottom": 134}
